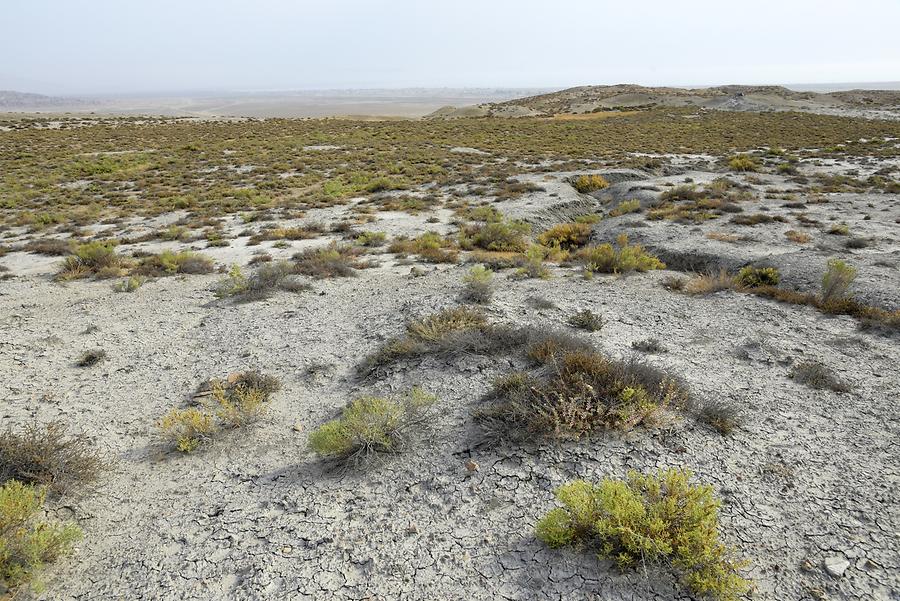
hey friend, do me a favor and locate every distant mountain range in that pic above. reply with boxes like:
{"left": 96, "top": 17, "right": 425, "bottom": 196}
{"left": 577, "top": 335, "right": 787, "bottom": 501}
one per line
{"left": 0, "top": 90, "right": 96, "bottom": 109}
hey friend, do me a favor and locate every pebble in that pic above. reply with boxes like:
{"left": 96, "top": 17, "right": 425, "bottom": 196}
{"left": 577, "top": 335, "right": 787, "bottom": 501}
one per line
{"left": 824, "top": 555, "right": 850, "bottom": 578}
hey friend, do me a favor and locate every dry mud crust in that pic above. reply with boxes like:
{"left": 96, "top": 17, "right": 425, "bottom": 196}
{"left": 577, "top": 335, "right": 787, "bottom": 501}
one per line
{"left": 1, "top": 259, "right": 898, "bottom": 600}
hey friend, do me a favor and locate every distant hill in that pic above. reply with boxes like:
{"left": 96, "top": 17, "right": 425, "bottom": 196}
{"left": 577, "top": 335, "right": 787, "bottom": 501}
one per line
{"left": 427, "top": 84, "right": 900, "bottom": 118}
{"left": 0, "top": 90, "right": 96, "bottom": 109}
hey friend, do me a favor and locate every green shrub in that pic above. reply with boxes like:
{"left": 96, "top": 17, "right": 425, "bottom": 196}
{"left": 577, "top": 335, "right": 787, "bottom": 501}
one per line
{"left": 364, "top": 177, "right": 407, "bottom": 193}
{"left": 459, "top": 205, "right": 503, "bottom": 222}
{"left": 135, "top": 251, "right": 214, "bottom": 276}
{"left": 308, "top": 388, "right": 436, "bottom": 465}
{"left": 215, "top": 262, "right": 310, "bottom": 302}
{"left": 460, "top": 220, "right": 531, "bottom": 252}
{"left": 57, "top": 241, "right": 126, "bottom": 280}
{"left": 156, "top": 408, "right": 217, "bottom": 453}
{"left": 0, "top": 480, "right": 81, "bottom": 596}
{"left": 608, "top": 199, "right": 641, "bottom": 217}
{"left": 355, "top": 230, "right": 387, "bottom": 247}
{"left": 462, "top": 265, "right": 494, "bottom": 304}
{"left": 575, "top": 213, "right": 602, "bottom": 224}
{"left": 389, "top": 231, "right": 458, "bottom": 263}
{"left": 821, "top": 259, "right": 856, "bottom": 304}
{"left": 293, "top": 244, "right": 363, "bottom": 278}
{"left": 537, "top": 223, "right": 591, "bottom": 249}
{"left": 735, "top": 266, "right": 780, "bottom": 288}
{"left": 536, "top": 469, "right": 749, "bottom": 601}
{"left": 577, "top": 234, "right": 665, "bottom": 274}
{"left": 514, "top": 245, "right": 551, "bottom": 279}
{"left": 728, "top": 155, "right": 758, "bottom": 172}
{"left": 573, "top": 174, "right": 609, "bottom": 193}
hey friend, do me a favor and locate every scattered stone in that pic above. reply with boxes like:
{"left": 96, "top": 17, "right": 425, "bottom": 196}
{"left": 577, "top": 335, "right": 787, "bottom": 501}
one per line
{"left": 464, "top": 459, "right": 479, "bottom": 472}
{"left": 824, "top": 555, "right": 850, "bottom": 578}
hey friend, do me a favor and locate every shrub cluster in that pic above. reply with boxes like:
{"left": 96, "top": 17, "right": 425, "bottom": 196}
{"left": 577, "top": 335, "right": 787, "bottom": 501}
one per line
{"left": 459, "top": 219, "right": 531, "bottom": 253}
{"left": 57, "top": 241, "right": 127, "bottom": 280}
{"left": 608, "top": 199, "right": 641, "bottom": 217}
{"left": 727, "top": 155, "right": 759, "bottom": 172}
{"left": 134, "top": 250, "right": 214, "bottom": 276}
{"left": 389, "top": 231, "right": 459, "bottom": 263}
{"left": 359, "top": 308, "right": 592, "bottom": 375}
{"left": 576, "top": 234, "right": 665, "bottom": 274}
{"left": 157, "top": 371, "right": 281, "bottom": 452}
{"left": 215, "top": 262, "right": 311, "bottom": 302}
{"left": 536, "top": 469, "right": 749, "bottom": 601}
{"left": 537, "top": 223, "right": 592, "bottom": 250}
{"left": 293, "top": 243, "right": 365, "bottom": 278}
{"left": 476, "top": 350, "right": 688, "bottom": 441}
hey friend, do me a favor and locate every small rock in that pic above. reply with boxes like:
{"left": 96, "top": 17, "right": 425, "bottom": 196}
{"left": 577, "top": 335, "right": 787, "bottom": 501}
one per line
{"left": 406, "top": 523, "right": 419, "bottom": 535}
{"left": 824, "top": 555, "right": 850, "bottom": 578}
{"left": 292, "top": 422, "right": 303, "bottom": 433}
{"left": 465, "top": 459, "right": 479, "bottom": 472}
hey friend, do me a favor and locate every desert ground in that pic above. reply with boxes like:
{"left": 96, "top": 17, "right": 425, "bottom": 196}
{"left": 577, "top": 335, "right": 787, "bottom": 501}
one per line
{"left": 1, "top": 100, "right": 899, "bottom": 600}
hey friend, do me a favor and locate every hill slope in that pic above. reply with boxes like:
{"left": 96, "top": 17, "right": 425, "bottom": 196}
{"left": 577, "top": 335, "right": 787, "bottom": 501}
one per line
{"left": 428, "top": 84, "right": 900, "bottom": 118}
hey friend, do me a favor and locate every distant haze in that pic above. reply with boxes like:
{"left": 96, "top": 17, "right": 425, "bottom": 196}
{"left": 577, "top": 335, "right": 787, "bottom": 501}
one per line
{"left": 3, "top": 0, "right": 900, "bottom": 95}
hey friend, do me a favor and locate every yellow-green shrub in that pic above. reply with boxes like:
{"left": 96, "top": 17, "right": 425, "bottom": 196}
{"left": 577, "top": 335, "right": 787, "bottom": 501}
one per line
{"left": 727, "top": 155, "right": 758, "bottom": 172}
{"left": 156, "top": 371, "right": 280, "bottom": 452}
{"left": 309, "top": 388, "right": 437, "bottom": 464}
{"left": 460, "top": 220, "right": 531, "bottom": 252}
{"left": 57, "top": 240, "right": 126, "bottom": 280}
{"left": 537, "top": 223, "right": 591, "bottom": 249}
{"left": 135, "top": 250, "right": 214, "bottom": 276}
{"left": 821, "top": 259, "right": 856, "bottom": 303}
{"left": 577, "top": 234, "right": 664, "bottom": 274}
{"left": 462, "top": 265, "right": 494, "bottom": 304}
{"left": 608, "top": 199, "right": 641, "bottom": 217}
{"left": 536, "top": 469, "right": 749, "bottom": 601}
{"left": 573, "top": 174, "right": 610, "bottom": 193}
{"left": 0, "top": 481, "right": 81, "bottom": 596}
{"left": 735, "top": 266, "right": 780, "bottom": 288}
{"left": 157, "top": 408, "right": 217, "bottom": 453}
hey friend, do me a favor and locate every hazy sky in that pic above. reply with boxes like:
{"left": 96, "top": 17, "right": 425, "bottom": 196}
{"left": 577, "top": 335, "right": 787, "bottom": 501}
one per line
{"left": 4, "top": 0, "right": 900, "bottom": 95}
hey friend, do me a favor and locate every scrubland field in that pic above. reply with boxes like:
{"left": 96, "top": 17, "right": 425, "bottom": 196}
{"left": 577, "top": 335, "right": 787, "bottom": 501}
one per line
{"left": 1, "top": 107, "right": 899, "bottom": 600}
